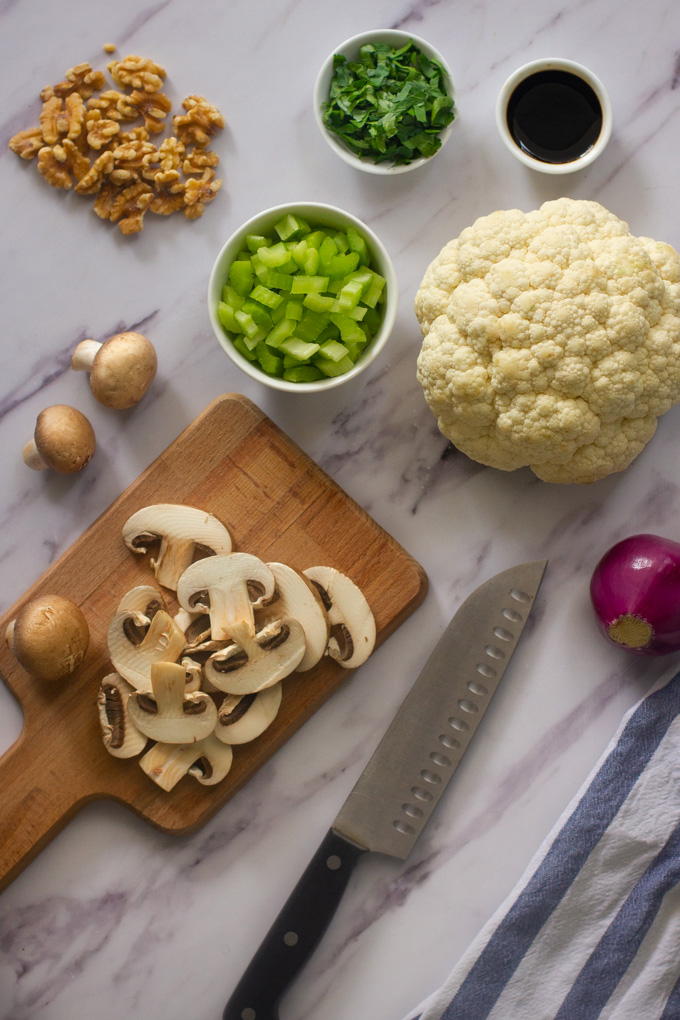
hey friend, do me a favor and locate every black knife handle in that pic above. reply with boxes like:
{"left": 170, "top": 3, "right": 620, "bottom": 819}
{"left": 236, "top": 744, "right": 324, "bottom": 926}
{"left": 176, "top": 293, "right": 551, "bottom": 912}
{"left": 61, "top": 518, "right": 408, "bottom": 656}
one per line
{"left": 223, "top": 828, "right": 366, "bottom": 1020}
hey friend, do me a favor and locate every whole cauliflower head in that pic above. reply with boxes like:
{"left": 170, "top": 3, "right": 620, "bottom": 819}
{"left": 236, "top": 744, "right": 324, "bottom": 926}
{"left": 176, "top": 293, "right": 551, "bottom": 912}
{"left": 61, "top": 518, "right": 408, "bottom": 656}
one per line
{"left": 415, "top": 198, "right": 680, "bottom": 483}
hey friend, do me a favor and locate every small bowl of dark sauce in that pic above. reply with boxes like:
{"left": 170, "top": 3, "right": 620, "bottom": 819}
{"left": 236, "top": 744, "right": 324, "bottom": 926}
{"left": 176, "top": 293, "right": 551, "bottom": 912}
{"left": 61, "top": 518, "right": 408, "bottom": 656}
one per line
{"left": 496, "top": 58, "right": 612, "bottom": 174}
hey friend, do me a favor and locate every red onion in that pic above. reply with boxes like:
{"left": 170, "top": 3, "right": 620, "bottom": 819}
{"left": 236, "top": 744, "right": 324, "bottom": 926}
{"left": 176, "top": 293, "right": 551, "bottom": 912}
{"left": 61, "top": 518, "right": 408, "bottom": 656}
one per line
{"left": 590, "top": 534, "right": 680, "bottom": 656}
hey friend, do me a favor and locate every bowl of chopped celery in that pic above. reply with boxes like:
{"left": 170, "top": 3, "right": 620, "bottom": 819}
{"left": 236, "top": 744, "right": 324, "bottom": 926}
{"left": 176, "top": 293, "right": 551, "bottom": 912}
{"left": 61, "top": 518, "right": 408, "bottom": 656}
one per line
{"left": 314, "top": 29, "right": 457, "bottom": 174}
{"left": 208, "top": 202, "right": 398, "bottom": 391}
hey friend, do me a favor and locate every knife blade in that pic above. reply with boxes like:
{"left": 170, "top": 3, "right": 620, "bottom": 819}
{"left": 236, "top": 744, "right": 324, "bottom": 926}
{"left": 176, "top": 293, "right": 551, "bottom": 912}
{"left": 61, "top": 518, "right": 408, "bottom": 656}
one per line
{"left": 222, "top": 559, "right": 547, "bottom": 1020}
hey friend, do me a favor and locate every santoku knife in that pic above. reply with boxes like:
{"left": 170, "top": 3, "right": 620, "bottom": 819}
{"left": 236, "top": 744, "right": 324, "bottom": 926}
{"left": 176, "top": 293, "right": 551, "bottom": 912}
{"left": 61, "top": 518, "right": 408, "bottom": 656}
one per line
{"left": 223, "top": 559, "right": 547, "bottom": 1020}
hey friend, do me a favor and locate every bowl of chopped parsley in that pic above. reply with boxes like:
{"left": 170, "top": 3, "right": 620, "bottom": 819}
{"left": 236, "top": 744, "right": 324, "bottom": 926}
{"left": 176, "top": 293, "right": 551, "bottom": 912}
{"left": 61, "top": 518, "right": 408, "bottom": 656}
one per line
{"left": 314, "top": 29, "right": 457, "bottom": 174}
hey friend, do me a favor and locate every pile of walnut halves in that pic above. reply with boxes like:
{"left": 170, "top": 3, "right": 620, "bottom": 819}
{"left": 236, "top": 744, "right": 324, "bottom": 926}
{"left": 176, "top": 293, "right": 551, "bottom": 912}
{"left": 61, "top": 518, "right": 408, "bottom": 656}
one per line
{"left": 8, "top": 57, "right": 224, "bottom": 234}
{"left": 98, "top": 504, "right": 376, "bottom": 792}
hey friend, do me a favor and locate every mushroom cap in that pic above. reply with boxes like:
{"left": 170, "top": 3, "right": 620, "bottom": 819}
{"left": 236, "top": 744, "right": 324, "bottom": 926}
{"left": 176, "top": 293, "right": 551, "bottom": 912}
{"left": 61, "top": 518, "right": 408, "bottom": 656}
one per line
{"left": 139, "top": 734, "right": 233, "bottom": 791}
{"left": 89, "top": 332, "right": 157, "bottom": 409}
{"left": 204, "top": 616, "right": 306, "bottom": 695}
{"left": 122, "top": 504, "right": 233, "bottom": 592}
{"left": 97, "top": 673, "right": 148, "bottom": 758}
{"left": 265, "top": 562, "right": 329, "bottom": 672}
{"left": 8, "top": 594, "right": 89, "bottom": 681}
{"left": 214, "top": 683, "right": 282, "bottom": 745}
{"left": 303, "top": 566, "right": 376, "bottom": 668}
{"left": 33, "top": 405, "right": 96, "bottom": 473}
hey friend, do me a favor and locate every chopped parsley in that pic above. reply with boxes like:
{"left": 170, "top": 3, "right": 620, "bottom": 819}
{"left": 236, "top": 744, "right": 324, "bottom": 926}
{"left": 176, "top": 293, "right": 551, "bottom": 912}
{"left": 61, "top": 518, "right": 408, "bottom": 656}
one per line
{"left": 321, "top": 39, "right": 455, "bottom": 166}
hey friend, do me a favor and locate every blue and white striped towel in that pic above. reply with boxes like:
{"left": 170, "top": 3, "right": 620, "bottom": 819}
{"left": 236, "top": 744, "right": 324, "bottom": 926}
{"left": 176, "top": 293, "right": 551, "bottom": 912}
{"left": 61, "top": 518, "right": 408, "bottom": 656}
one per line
{"left": 403, "top": 669, "right": 680, "bottom": 1020}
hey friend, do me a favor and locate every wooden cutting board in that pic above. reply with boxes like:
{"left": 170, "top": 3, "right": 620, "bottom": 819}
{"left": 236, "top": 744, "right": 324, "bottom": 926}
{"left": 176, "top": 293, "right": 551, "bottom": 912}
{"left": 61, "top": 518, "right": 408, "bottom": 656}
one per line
{"left": 0, "top": 394, "right": 427, "bottom": 893}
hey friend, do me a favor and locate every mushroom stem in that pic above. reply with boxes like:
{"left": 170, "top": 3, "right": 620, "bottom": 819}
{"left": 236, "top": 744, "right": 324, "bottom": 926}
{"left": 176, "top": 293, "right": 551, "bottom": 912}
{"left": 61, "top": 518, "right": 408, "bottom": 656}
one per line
{"left": 71, "top": 339, "right": 102, "bottom": 372}
{"left": 22, "top": 439, "right": 48, "bottom": 470}
{"left": 152, "top": 538, "right": 197, "bottom": 591}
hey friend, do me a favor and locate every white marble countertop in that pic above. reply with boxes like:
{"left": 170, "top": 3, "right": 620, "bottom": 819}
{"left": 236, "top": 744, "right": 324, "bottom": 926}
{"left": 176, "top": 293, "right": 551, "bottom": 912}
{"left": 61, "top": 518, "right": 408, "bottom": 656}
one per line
{"left": 1, "top": 1, "right": 680, "bottom": 1018}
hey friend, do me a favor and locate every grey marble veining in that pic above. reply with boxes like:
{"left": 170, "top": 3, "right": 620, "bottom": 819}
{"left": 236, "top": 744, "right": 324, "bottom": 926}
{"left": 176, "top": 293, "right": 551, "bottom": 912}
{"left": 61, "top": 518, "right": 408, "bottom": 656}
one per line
{"left": 1, "top": 0, "right": 680, "bottom": 1018}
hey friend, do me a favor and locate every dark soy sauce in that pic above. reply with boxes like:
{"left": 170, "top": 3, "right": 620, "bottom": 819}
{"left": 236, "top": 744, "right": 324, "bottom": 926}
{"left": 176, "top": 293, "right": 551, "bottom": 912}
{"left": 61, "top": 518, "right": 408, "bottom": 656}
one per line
{"left": 506, "top": 69, "right": 603, "bottom": 164}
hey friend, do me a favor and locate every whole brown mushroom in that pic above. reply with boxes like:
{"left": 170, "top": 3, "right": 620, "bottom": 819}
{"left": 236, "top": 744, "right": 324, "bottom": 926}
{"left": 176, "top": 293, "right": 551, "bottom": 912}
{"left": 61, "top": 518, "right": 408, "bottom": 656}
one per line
{"left": 22, "top": 405, "right": 96, "bottom": 473}
{"left": 71, "top": 332, "right": 157, "bottom": 409}
{"left": 6, "top": 595, "right": 90, "bottom": 681}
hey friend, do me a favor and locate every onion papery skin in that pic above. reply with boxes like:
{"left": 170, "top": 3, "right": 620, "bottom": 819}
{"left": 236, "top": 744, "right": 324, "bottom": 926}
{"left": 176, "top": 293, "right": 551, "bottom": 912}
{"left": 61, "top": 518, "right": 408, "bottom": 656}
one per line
{"left": 590, "top": 534, "right": 680, "bottom": 656}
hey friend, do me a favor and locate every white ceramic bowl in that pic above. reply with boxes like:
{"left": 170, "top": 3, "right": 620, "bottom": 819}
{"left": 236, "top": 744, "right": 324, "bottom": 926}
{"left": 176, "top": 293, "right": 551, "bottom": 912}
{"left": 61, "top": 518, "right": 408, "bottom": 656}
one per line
{"left": 313, "top": 29, "right": 457, "bottom": 175}
{"left": 495, "top": 58, "right": 612, "bottom": 174}
{"left": 208, "top": 202, "right": 398, "bottom": 393}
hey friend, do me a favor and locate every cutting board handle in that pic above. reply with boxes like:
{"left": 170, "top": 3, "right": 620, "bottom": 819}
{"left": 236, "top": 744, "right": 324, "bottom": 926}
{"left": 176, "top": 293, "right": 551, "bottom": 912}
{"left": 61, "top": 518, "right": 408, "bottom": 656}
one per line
{"left": 0, "top": 728, "right": 91, "bottom": 893}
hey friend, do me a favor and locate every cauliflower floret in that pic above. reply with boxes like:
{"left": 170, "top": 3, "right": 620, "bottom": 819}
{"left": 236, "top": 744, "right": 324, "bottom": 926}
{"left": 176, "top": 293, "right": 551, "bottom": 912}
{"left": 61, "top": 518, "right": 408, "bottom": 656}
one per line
{"left": 415, "top": 198, "right": 680, "bottom": 484}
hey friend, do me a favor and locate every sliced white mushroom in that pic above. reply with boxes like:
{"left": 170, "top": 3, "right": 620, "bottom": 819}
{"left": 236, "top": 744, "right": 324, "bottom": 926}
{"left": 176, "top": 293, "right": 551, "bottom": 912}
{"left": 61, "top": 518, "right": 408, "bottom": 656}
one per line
{"left": 128, "top": 661, "right": 217, "bottom": 744}
{"left": 177, "top": 553, "right": 276, "bottom": 643}
{"left": 97, "top": 673, "right": 148, "bottom": 758}
{"left": 204, "top": 617, "right": 306, "bottom": 695}
{"left": 122, "top": 504, "right": 233, "bottom": 591}
{"left": 180, "top": 656, "right": 204, "bottom": 692}
{"left": 214, "top": 683, "right": 282, "bottom": 745}
{"left": 303, "top": 566, "right": 376, "bottom": 668}
{"left": 262, "top": 563, "right": 329, "bottom": 672}
{"left": 139, "top": 733, "right": 233, "bottom": 791}
{"left": 117, "top": 585, "right": 165, "bottom": 618}
{"left": 107, "top": 607, "right": 186, "bottom": 691}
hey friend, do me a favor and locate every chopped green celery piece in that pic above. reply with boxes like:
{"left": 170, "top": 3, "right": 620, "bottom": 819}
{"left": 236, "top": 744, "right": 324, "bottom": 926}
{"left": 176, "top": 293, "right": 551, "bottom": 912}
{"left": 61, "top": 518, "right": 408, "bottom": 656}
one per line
{"left": 264, "top": 270, "right": 294, "bottom": 290}
{"left": 294, "top": 310, "right": 327, "bottom": 341}
{"left": 329, "top": 312, "right": 366, "bottom": 343}
{"left": 279, "top": 337, "right": 320, "bottom": 361}
{"left": 283, "top": 365, "right": 324, "bottom": 383}
{"left": 285, "top": 298, "right": 304, "bottom": 320}
{"left": 317, "top": 322, "right": 340, "bottom": 343}
{"left": 334, "top": 231, "right": 349, "bottom": 253}
{"left": 218, "top": 301, "right": 242, "bottom": 333}
{"left": 319, "top": 339, "right": 350, "bottom": 362}
{"left": 222, "top": 284, "right": 244, "bottom": 310}
{"left": 228, "top": 260, "right": 254, "bottom": 296}
{"left": 246, "top": 233, "right": 273, "bottom": 253}
{"left": 250, "top": 254, "right": 270, "bottom": 283}
{"left": 271, "top": 301, "right": 287, "bottom": 325}
{"left": 255, "top": 341, "right": 284, "bottom": 375}
{"left": 234, "top": 309, "right": 262, "bottom": 341}
{"left": 257, "top": 242, "right": 294, "bottom": 268}
{"left": 330, "top": 298, "right": 366, "bottom": 319}
{"left": 312, "top": 354, "right": 355, "bottom": 377}
{"left": 233, "top": 337, "right": 258, "bottom": 361}
{"left": 303, "top": 292, "right": 334, "bottom": 313}
{"left": 236, "top": 249, "right": 252, "bottom": 262}
{"left": 274, "top": 213, "right": 311, "bottom": 241}
{"left": 264, "top": 317, "right": 296, "bottom": 348}
{"left": 363, "top": 306, "right": 382, "bottom": 333}
{"left": 343, "top": 268, "right": 373, "bottom": 293}
{"left": 326, "top": 252, "right": 360, "bottom": 279}
{"left": 362, "top": 271, "right": 386, "bottom": 308}
{"left": 290, "top": 275, "right": 329, "bottom": 294}
{"left": 303, "top": 247, "right": 320, "bottom": 275}
{"left": 304, "top": 230, "right": 327, "bottom": 249}
{"left": 242, "top": 300, "right": 273, "bottom": 332}
{"left": 292, "top": 240, "right": 308, "bottom": 267}
{"left": 250, "top": 284, "right": 284, "bottom": 309}
{"left": 346, "top": 225, "right": 370, "bottom": 266}
{"left": 344, "top": 341, "right": 363, "bottom": 361}
{"left": 336, "top": 278, "right": 364, "bottom": 311}
{"left": 325, "top": 279, "right": 343, "bottom": 295}
{"left": 318, "top": 236, "right": 338, "bottom": 272}
{"left": 283, "top": 354, "right": 309, "bottom": 368}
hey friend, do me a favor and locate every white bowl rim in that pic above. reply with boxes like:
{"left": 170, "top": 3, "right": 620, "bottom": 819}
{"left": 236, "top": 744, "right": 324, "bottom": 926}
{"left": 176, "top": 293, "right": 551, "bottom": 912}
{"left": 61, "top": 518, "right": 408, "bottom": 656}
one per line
{"left": 313, "top": 28, "right": 457, "bottom": 176}
{"left": 495, "top": 57, "right": 613, "bottom": 175}
{"left": 207, "top": 201, "right": 398, "bottom": 393}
